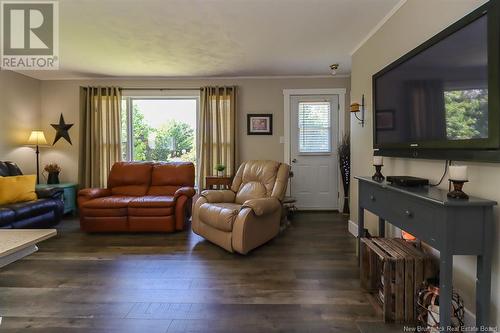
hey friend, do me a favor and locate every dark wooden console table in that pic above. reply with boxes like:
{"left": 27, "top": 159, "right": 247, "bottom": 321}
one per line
{"left": 356, "top": 176, "right": 496, "bottom": 330}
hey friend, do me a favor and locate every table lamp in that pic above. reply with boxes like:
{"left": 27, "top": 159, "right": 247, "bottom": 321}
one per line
{"left": 27, "top": 130, "right": 48, "bottom": 184}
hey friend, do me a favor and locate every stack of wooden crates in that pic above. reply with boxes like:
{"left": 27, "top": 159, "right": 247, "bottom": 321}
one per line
{"left": 360, "top": 238, "right": 434, "bottom": 323}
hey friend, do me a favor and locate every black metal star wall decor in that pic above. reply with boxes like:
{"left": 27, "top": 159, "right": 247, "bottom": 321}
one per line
{"left": 51, "top": 114, "right": 74, "bottom": 145}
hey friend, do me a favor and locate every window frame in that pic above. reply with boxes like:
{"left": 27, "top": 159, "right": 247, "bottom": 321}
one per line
{"left": 121, "top": 94, "right": 200, "bottom": 162}
{"left": 297, "top": 100, "right": 333, "bottom": 155}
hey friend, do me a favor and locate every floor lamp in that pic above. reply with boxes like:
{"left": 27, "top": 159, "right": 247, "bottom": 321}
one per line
{"left": 27, "top": 130, "right": 48, "bottom": 185}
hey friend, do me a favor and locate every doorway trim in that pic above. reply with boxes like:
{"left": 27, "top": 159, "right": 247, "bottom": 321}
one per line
{"left": 283, "top": 88, "right": 346, "bottom": 207}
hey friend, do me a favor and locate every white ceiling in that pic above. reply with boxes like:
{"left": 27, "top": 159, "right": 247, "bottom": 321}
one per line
{"left": 18, "top": 0, "right": 402, "bottom": 80}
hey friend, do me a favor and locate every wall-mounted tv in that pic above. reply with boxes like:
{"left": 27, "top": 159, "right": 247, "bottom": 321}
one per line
{"left": 373, "top": 1, "right": 500, "bottom": 161}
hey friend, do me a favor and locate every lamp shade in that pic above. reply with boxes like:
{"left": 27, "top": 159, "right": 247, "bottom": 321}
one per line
{"left": 350, "top": 102, "right": 361, "bottom": 113}
{"left": 27, "top": 130, "right": 48, "bottom": 145}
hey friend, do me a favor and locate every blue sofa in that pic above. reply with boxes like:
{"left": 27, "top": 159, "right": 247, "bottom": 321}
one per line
{"left": 0, "top": 161, "right": 64, "bottom": 229}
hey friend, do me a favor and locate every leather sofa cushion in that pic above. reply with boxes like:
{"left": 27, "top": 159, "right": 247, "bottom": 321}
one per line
{"left": 108, "top": 162, "right": 153, "bottom": 196}
{"left": 128, "top": 207, "right": 174, "bottom": 216}
{"left": 151, "top": 162, "right": 195, "bottom": 186}
{"left": 235, "top": 181, "right": 267, "bottom": 204}
{"left": 82, "top": 196, "right": 135, "bottom": 209}
{"left": 147, "top": 185, "right": 179, "bottom": 196}
{"left": 0, "top": 207, "right": 16, "bottom": 227}
{"left": 0, "top": 161, "right": 23, "bottom": 177}
{"left": 12, "top": 211, "right": 58, "bottom": 229}
{"left": 111, "top": 185, "right": 149, "bottom": 197}
{"left": 7, "top": 162, "right": 23, "bottom": 176}
{"left": 232, "top": 161, "right": 280, "bottom": 204}
{"left": 6, "top": 199, "right": 60, "bottom": 220}
{"left": 82, "top": 208, "right": 128, "bottom": 217}
{"left": 127, "top": 196, "right": 176, "bottom": 217}
{"left": 148, "top": 163, "right": 194, "bottom": 196}
{"left": 199, "top": 203, "right": 241, "bottom": 232}
{"left": 129, "top": 196, "right": 175, "bottom": 208}
{"left": 0, "top": 162, "right": 10, "bottom": 177}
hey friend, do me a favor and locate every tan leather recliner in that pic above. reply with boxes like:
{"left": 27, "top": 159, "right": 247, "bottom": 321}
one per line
{"left": 192, "top": 160, "right": 290, "bottom": 254}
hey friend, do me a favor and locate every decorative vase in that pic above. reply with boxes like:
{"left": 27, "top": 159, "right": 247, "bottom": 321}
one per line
{"left": 217, "top": 170, "right": 225, "bottom": 177}
{"left": 417, "top": 278, "right": 464, "bottom": 331}
{"left": 47, "top": 171, "right": 60, "bottom": 184}
{"left": 427, "top": 305, "right": 440, "bottom": 333}
{"left": 338, "top": 134, "right": 350, "bottom": 215}
{"left": 342, "top": 195, "right": 349, "bottom": 215}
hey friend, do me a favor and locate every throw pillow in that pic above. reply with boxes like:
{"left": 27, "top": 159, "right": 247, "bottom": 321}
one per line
{"left": 0, "top": 175, "right": 37, "bottom": 205}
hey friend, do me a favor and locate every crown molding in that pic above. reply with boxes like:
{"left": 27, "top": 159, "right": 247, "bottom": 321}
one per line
{"left": 14, "top": 72, "right": 351, "bottom": 81}
{"left": 350, "top": 0, "right": 408, "bottom": 56}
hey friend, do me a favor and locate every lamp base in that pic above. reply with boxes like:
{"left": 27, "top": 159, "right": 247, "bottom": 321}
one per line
{"left": 35, "top": 144, "right": 40, "bottom": 185}
{"left": 447, "top": 180, "right": 469, "bottom": 200}
{"left": 372, "top": 165, "right": 385, "bottom": 182}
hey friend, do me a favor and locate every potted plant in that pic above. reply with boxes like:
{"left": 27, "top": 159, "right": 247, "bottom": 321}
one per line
{"left": 44, "top": 163, "right": 61, "bottom": 184}
{"left": 337, "top": 133, "right": 350, "bottom": 215}
{"left": 215, "top": 164, "right": 226, "bottom": 177}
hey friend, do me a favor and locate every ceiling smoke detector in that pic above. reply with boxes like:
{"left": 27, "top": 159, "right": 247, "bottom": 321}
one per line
{"left": 330, "top": 64, "right": 339, "bottom": 75}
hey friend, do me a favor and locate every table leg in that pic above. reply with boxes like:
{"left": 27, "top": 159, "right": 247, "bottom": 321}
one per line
{"left": 378, "top": 217, "right": 385, "bottom": 237}
{"left": 476, "top": 209, "right": 493, "bottom": 329}
{"left": 358, "top": 206, "right": 364, "bottom": 266}
{"left": 439, "top": 250, "right": 453, "bottom": 330}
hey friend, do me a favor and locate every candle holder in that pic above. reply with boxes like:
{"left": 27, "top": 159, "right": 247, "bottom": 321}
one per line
{"left": 447, "top": 180, "right": 469, "bottom": 200}
{"left": 372, "top": 165, "right": 385, "bottom": 182}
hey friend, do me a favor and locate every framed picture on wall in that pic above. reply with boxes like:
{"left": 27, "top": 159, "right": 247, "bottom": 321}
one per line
{"left": 247, "top": 114, "right": 273, "bottom": 135}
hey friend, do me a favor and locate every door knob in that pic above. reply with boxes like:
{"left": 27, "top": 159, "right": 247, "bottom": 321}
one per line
{"left": 292, "top": 158, "right": 297, "bottom": 163}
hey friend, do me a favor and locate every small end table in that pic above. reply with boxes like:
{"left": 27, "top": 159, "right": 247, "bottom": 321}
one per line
{"left": 36, "top": 183, "right": 77, "bottom": 215}
{"left": 205, "top": 176, "right": 233, "bottom": 190}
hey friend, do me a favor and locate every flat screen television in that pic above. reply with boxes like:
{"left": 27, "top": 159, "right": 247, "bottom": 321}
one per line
{"left": 373, "top": 1, "right": 500, "bottom": 161}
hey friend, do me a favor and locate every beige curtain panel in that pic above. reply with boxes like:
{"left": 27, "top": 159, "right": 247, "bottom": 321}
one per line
{"left": 79, "top": 87, "right": 122, "bottom": 188}
{"left": 198, "top": 86, "right": 237, "bottom": 189}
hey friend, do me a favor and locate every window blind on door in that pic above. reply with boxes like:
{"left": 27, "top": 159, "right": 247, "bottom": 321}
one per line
{"left": 298, "top": 101, "right": 331, "bottom": 153}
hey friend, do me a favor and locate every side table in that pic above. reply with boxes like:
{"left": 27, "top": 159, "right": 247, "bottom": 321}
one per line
{"left": 205, "top": 176, "right": 233, "bottom": 190}
{"left": 36, "top": 183, "right": 78, "bottom": 215}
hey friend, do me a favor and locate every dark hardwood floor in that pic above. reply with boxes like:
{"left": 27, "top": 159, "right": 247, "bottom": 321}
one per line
{"left": 0, "top": 212, "right": 403, "bottom": 333}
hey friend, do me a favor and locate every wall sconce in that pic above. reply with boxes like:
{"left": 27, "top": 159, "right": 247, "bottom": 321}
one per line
{"left": 350, "top": 94, "right": 365, "bottom": 127}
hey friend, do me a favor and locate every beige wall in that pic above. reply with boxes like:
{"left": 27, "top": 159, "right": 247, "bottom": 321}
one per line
{"left": 39, "top": 77, "right": 349, "bottom": 183}
{"left": 350, "top": 0, "right": 496, "bottom": 324}
{"left": 0, "top": 71, "right": 41, "bottom": 174}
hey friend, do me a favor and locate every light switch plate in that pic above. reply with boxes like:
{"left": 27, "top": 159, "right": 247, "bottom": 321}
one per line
{"left": 279, "top": 136, "right": 285, "bottom": 144}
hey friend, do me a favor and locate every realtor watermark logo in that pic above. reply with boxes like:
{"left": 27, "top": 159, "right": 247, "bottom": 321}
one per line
{"left": 1, "top": 1, "right": 59, "bottom": 70}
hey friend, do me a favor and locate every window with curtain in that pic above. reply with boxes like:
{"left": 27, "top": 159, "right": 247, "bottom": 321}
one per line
{"left": 298, "top": 101, "right": 331, "bottom": 153}
{"left": 120, "top": 96, "right": 198, "bottom": 165}
{"left": 198, "top": 86, "right": 236, "bottom": 189}
{"left": 79, "top": 87, "right": 122, "bottom": 188}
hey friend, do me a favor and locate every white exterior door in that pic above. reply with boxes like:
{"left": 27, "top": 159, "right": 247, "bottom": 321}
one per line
{"left": 290, "top": 95, "right": 339, "bottom": 210}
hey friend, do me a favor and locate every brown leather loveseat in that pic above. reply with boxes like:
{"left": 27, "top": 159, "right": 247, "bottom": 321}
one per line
{"left": 78, "top": 162, "right": 195, "bottom": 232}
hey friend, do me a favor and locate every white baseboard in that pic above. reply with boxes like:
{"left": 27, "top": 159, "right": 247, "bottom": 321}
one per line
{"left": 348, "top": 219, "right": 358, "bottom": 237}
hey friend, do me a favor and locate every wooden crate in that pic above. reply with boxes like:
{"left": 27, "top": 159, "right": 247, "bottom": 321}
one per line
{"left": 360, "top": 238, "right": 433, "bottom": 324}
